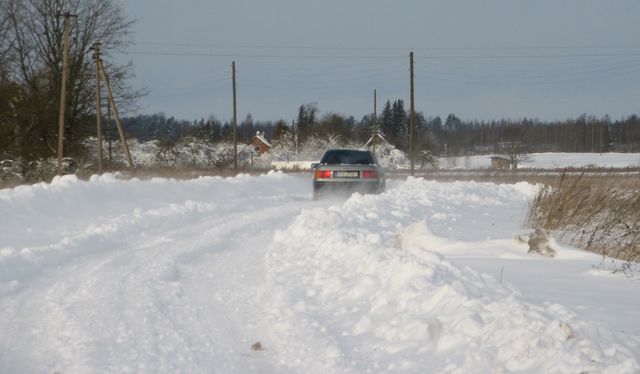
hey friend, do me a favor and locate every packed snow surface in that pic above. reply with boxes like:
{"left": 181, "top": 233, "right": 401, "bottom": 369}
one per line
{"left": 1, "top": 173, "right": 638, "bottom": 373}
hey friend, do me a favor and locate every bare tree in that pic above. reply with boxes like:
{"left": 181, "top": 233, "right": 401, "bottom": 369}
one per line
{"left": 499, "top": 140, "right": 531, "bottom": 169}
{"left": 0, "top": 1, "right": 11, "bottom": 63}
{"left": 3, "top": 0, "right": 144, "bottom": 160}
{"left": 0, "top": 0, "right": 18, "bottom": 156}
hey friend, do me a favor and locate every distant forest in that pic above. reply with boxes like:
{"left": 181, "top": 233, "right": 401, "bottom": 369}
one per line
{"left": 115, "top": 100, "right": 640, "bottom": 157}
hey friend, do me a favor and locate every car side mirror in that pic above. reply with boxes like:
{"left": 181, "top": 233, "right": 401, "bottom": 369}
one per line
{"left": 311, "top": 163, "right": 319, "bottom": 169}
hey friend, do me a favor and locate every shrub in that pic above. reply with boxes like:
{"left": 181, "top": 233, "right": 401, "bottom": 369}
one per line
{"left": 526, "top": 171, "right": 640, "bottom": 266}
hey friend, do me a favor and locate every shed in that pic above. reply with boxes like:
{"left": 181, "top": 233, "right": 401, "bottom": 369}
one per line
{"left": 248, "top": 131, "right": 272, "bottom": 155}
{"left": 490, "top": 155, "right": 517, "bottom": 170}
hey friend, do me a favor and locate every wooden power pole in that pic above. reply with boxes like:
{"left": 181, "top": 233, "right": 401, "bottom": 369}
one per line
{"left": 373, "top": 89, "right": 377, "bottom": 153}
{"left": 92, "top": 42, "right": 103, "bottom": 174}
{"left": 293, "top": 120, "right": 298, "bottom": 156}
{"left": 232, "top": 61, "right": 238, "bottom": 170}
{"left": 56, "top": 12, "right": 75, "bottom": 175}
{"left": 409, "top": 51, "right": 415, "bottom": 176}
{"left": 99, "top": 59, "right": 134, "bottom": 168}
{"left": 107, "top": 101, "right": 113, "bottom": 165}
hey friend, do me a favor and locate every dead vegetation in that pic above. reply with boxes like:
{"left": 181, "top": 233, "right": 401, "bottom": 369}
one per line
{"left": 525, "top": 171, "right": 640, "bottom": 272}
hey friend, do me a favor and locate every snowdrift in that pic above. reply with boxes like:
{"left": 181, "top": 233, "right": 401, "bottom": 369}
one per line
{"left": 263, "top": 178, "right": 638, "bottom": 373}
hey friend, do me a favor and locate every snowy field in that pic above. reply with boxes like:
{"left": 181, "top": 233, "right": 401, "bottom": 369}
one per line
{"left": 438, "top": 152, "right": 640, "bottom": 169}
{"left": 1, "top": 173, "right": 639, "bottom": 373}
{"left": 268, "top": 152, "right": 640, "bottom": 172}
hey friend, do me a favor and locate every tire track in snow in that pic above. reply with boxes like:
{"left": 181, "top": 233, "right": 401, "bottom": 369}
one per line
{"left": 0, "top": 192, "right": 309, "bottom": 373}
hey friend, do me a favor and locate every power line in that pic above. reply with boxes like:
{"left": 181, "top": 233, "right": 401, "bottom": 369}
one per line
{"left": 418, "top": 53, "right": 640, "bottom": 60}
{"left": 124, "top": 51, "right": 406, "bottom": 60}
{"left": 124, "top": 50, "right": 640, "bottom": 60}
{"left": 117, "top": 44, "right": 639, "bottom": 120}
{"left": 134, "top": 41, "right": 640, "bottom": 52}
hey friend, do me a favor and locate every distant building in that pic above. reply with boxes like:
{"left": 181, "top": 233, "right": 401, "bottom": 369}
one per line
{"left": 490, "top": 155, "right": 517, "bottom": 170}
{"left": 363, "top": 132, "right": 391, "bottom": 149}
{"left": 248, "top": 131, "right": 272, "bottom": 155}
{"left": 473, "top": 145, "right": 493, "bottom": 154}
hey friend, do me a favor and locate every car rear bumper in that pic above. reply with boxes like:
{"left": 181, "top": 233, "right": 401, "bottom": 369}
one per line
{"left": 313, "top": 179, "right": 385, "bottom": 196}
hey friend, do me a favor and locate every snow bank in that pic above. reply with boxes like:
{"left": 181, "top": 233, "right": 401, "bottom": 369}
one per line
{"left": 272, "top": 161, "right": 315, "bottom": 171}
{"left": 262, "top": 178, "right": 638, "bottom": 373}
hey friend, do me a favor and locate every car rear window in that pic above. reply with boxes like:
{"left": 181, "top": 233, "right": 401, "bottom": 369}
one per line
{"left": 320, "top": 150, "right": 374, "bottom": 165}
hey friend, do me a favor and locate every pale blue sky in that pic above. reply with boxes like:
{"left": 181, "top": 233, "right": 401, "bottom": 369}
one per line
{"left": 116, "top": 0, "right": 640, "bottom": 122}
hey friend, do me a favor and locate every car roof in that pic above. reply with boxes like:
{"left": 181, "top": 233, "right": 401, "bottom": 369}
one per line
{"left": 323, "top": 148, "right": 369, "bottom": 153}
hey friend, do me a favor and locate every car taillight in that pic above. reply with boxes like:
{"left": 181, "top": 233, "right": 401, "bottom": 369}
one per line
{"left": 314, "top": 170, "right": 332, "bottom": 179}
{"left": 362, "top": 170, "right": 378, "bottom": 179}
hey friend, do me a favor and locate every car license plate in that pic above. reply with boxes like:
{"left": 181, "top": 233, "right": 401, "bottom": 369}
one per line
{"left": 334, "top": 171, "right": 359, "bottom": 178}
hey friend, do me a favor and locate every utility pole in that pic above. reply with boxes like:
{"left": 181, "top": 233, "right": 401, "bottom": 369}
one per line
{"left": 373, "top": 89, "right": 377, "bottom": 153}
{"left": 232, "top": 61, "right": 238, "bottom": 170}
{"left": 293, "top": 119, "right": 299, "bottom": 156}
{"left": 99, "top": 59, "right": 134, "bottom": 168}
{"left": 56, "top": 12, "right": 76, "bottom": 175}
{"left": 107, "top": 101, "right": 112, "bottom": 166}
{"left": 92, "top": 42, "right": 103, "bottom": 174}
{"left": 409, "top": 51, "right": 415, "bottom": 176}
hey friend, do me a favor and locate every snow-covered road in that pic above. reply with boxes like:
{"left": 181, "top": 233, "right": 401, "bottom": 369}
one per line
{"left": 1, "top": 173, "right": 638, "bottom": 373}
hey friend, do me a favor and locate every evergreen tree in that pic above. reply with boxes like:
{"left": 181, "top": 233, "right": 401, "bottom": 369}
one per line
{"left": 391, "top": 99, "right": 407, "bottom": 148}
{"left": 355, "top": 115, "right": 373, "bottom": 145}
{"left": 319, "top": 113, "right": 352, "bottom": 142}
{"left": 379, "top": 100, "right": 393, "bottom": 141}
{"left": 240, "top": 113, "right": 254, "bottom": 142}
{"left": 221, "top": 121, "right": 232, "bottom": 142}
{"left": 445, "top": 114, "right": 462, "bottom": 131}
{"left": 208, "top": 116, "right": 222, "bottom": 142}
{"left": 273, "top": 120, "right": 290, "bottom": 141}
{"left": 296, "top": 103, "right": 317, "bottom": 142}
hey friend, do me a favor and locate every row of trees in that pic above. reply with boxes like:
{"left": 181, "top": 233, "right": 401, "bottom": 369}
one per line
{"left": 432, "top": 114, "right": 640, "bottom": 155}
{"left": 114, "top": 106, "right": 640, "bottom": 157}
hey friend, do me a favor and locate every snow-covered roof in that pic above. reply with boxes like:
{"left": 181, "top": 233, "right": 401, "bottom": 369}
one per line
{"left": 250, "top": 131, "right": 272, "bottom": 148}
{"left": 363, "top": 132, "right": 391, "bottom": 148}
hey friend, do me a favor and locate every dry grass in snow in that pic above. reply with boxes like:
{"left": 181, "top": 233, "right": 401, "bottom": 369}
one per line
{"left": 526, "top": 171, "right": 640, "bottom": 271}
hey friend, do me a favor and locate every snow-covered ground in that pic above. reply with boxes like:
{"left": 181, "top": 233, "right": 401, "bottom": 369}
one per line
{"left": 1, "top": 173, "right": 638, "bottom": 373}
{"left": 269, "top": 152, "right": 640, "bottom": 171}
{"left": 439, "top": 152, "right": 640, "bottom": 169}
